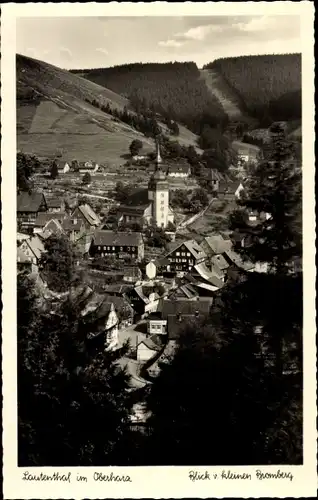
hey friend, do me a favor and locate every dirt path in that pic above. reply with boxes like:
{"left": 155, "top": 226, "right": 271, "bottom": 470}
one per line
{"left": 200, "top": 69, "right": 244, "bottom": 120}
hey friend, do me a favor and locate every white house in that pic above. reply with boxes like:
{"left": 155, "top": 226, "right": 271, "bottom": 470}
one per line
{"left": 136, "top": 337, "right": 161, "bottom": 363}
{"left": 57, "top": 161, "right": 70, "bottom": 174}
{"left": 145, "top": 260, "right": 157, "bottom": 280}
{"left": 79, "top": 161, "right": 99, "bottom": 174}
{"left": 147, "top": 312, "right": 167, "bottom": 335}
{"left": 168, "top": 165, "right": 191, "bottom": 178}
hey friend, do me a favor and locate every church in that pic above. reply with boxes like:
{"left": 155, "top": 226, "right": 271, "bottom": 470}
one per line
{"left": 118, "top": 140, "right": 175, "bottom": 229}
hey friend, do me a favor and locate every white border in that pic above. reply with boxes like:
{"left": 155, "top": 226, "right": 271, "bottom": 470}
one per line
{"left": 1, "top": 3, "right": 316, "bottom": 498}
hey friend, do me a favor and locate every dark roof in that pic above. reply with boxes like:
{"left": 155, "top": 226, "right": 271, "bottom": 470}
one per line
{"left": 92, "top": 230, "right": 143, "bottom": 247}
{"left": 34, "top": 211, "right": 66, "bottom": 227}
{"left": 62, "top": 216, "right": 85, "bottom": 232}
{"left": 102, "top": 283, "right": 132, "bottom": 294}
{"left": 17, "top": 192, "right": 46, "bottom": 212}
{"left": 46, "top": 197, "right": 62, "bottom": 208}
{"left": 218, "top": 181, "right": 242, "bottom": 194}
{"left": 122, "top": 188, "right": 150, "bottom": 208}
{"left": 167, "top": 315, "right": 204, "bottom": 340}
{"left": 161, "top": 299, "right": 211, "bottom": 319}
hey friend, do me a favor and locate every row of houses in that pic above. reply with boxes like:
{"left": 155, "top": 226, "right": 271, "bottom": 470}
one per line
{"left": 55, "top": 160, "right": 100, "bottom": 175}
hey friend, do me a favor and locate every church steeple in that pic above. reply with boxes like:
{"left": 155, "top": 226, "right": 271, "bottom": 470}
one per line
{"left": 155, "top": 136, "right": 162, "bottom": 168}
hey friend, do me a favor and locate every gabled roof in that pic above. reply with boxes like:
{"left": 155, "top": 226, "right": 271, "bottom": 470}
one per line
{"left": 203, "top": 234, "right": 232, "bottom": 255}
{"left": 77, "top": 204, "right": 101, "bottom": 226}
{"left": 22, "top": 235, "right": 45, "bottom": 260}
{"left": 34, "top": 212, "right": 65, "bottom": 227}
{"left": 17, "top": 192, "right": 47, "bottom": 212}
{"left": 92, "top": 230, "right": 143, "bottom": 247}
{"left": 43, "top": 218, "right": 65, "bottom": 235}
{"left": 211, "top": 254, "right": 229, "bottom": 271}
{"left": 224, "top": 249, "right": 254, "bottom": 271}
{"left": 218, "top": 181, "right": 243, "bottom": 194}
{"left": 17, "top": 232, "right": 30, "bottom": 242}
{"left": 194, "top": 263, "right": 224, "bottom": 289}
{"left": 62, "top": 216, "right": 85, "bottom": 232}
{"left": 137, "top": 337, "right": 161, "bottom": 352}
{"left": 165, "top": 239, "right": 206, "bottom": 260}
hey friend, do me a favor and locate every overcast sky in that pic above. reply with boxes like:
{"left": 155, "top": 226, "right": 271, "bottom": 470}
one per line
{"left": 16, "top": 15, "right": 301, "bottom": 69}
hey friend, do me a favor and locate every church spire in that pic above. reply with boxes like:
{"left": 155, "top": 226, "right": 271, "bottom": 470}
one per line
{"left": 155, "top": 136, "right": 162, "bottom": 168}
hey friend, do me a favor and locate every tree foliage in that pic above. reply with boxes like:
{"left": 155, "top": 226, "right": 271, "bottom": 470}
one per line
{"left": 18, "top": 272, "right": 134, "bottom": 466}
{"left": 204, "top": 54, "right": 301, "bottom": 121}
{"left": 50, "top": 160, "right": 59, "bottom": 179}
{"left": 74, "top": 62, "right": 226, "bottom": 133}
{"left": 39, "top": 235, "right": 80, "bottom": 293}
{"left": 129, "top": 139, "right": 143, "bottom": 156}
{"left": 82, "top": 172, "right": 92, "bottom": 185}
{"left": 17, "top": 152, "right": 40, "bottom": 192}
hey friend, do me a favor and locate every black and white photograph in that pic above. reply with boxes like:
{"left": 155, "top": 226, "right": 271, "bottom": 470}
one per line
{"left": 1, "top": 2, "right": 316, "bottom": 498}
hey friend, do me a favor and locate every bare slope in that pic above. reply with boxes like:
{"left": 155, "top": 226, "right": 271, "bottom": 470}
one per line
{"left": 17, "top": 54, "right": 201, "bottom": 165}
{"left": 199, "top": 69, "right": 246, "bottom": 121}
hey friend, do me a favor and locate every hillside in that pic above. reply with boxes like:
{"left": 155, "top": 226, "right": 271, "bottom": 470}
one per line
{"left": 71, "top": 62, "right": 227, "bottom": 133}
{"left": 204, "top": 54, "right": 301, "bottom": 122}
{"left": 17, "top": 55, "right": 201, "bottom": 166}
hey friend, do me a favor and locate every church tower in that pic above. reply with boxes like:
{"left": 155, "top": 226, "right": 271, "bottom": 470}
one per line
{"left": 148, "top": 137, "right": 170, "bottom": 228}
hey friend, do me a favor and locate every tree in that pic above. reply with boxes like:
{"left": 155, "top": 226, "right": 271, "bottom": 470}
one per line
{"left": 129, "top": 139, "right": 143, "bottom": 157}
{"left": 144, "top": 312, "right": 302, "bottom": 466}
{"left": 39, "top": 235, "right": 80, "bottom": 293}
{"left": 229, "top": 123, "right": 302, "bottom": 377}
{"left": 50, "top": 160, "right": 59, "bottom": 179}
{"left": 17, "top": 152, "right": 40, "bottom": 192}
{"left": 82, "top": 172, "right": 91, "bottom": 185}
{"left": 114, "top": 181, "right": 133, "bottom": 203}
{"left": 17, "top": 272, "right": 135, "bottom": 466}
{"left": 169, "top": 121, "right": 180, "bottom": 136}
{"left": 189, "top": 188, "right": 209, "bottom": 212}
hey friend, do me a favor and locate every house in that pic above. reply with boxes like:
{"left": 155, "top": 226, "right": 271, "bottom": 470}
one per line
{"left": 201, "top": 234, "right": 232, "bottom": 257}
{"left": 147, "top": 311, "right": 167, "bottom": 335}
{"left": 126, "top": 286, "right": 160, "bottom": 318}
{"left": 192, "top": 262, "right": 225, "bottom": 291}
{"left": 118, "top": 140, "right": 174, "bottom": 229}
{"left": 217, "top": 181, "right": 245, "bottom": 200}
{"left": 209, "top": 169, "right": 224, "bottom": 192}
{"left": 231, "top": 141, "right": 260, "bottom": 165}
{"left": 71, "top": 204, "right": 101, "bottom": 230}
{"left": 145, "top": 260, "right": 157, "bottom": 280}
{"left": 168, "top": 165, "right": 191, "bottom": 178}
{"left": 90, "top": 230, "right": 144, "bottom": 262}
{"left": 18, "top": 234, "right": 45, "bottom": 274}
{"left": 33, "top": 212, "right": 66, "bottom": 233}
{"left": 223, "top": 249, "right": 255, "bottom": 272}
{"left": 42, "top": 218, "right": 65, "bottom": 237}
{"left": 122, "top": 266, "right": 142, "bottom": 283}
{"left": 78, "top": 160, "right": 99, "bottom": 173}
{"left": 17, "top": 192, "right": 48, "bottom": 232}
{"left": 162, "top": 239, "right": 207, "bottom": 274}
{"left": 146, "top": 298, "right": 212, "bottom": 340}
{"left": 136, "top": 336, "right": 162, "bottom": 363}
{"left": 56, "top": 161, "right": 70, "bottom": 174}
{"left": 80, "top": 292, "right": 120, "bottom": 351}
{"left": 46, "top": 197, "right": 65, "bottom": 213}
{"left": 61, "top": 216, "right": 86, "bottom": 243}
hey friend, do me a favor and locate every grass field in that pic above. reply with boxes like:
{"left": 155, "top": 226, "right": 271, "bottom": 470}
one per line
{"left": 17, "top": 54, "right": 201, "bottom": 168}
{"left": 186, "top": 198, "right": 237, "bottom": 236}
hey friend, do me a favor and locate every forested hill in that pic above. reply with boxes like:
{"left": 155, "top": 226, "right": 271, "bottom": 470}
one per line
{"left": 71, "top": 62, "right": 227, "bottom": 134}
{"left": 203, "top": 54, "right": 301, "bottom": 122}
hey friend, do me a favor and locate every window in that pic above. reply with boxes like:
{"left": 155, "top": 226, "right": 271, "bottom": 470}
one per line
{"left": 187, "top": 252, "right": 190, "bottom": 257}
{"left": 127, "top": 247, "right": 130, "bottom": 251}
{"left": 107, "top": 246, "right": 110, "bottom": 250}
{"left": 120, "top": 247, "right": 123, "bottom": 251}
{"left": 98, "top": 246, "right": 101, "bottom": 250}
{"left": 161, "top": 201, "right": 164, "bottom": 205}
{"left": 131, "top": 246, "right": 135, "bottom": 251}
{"left": 181, "top": 252, "right": 185, "bottom": 256}
{"left": 176, "top": 252, "right": 180, "bottom": 256}
{"left": 112, "top": 247, "right": 115, "bottom": 250}
{"left": 103, "top": 246, "right": 106, "bottom": 250}
{"left": 101, "top": 253, "right": 104, "bottom": 257}
{"left": 182, "top": 259, "right": 187, "bottom": 263}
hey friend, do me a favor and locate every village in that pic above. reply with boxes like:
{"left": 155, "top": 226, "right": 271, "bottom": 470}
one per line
{"left": 17, "top": 138, "right": 277, "bottom": 424}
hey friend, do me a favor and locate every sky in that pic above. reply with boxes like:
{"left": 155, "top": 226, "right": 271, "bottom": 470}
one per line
{"left": 16, "top": 15, "right": 301, "bottom": 70}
